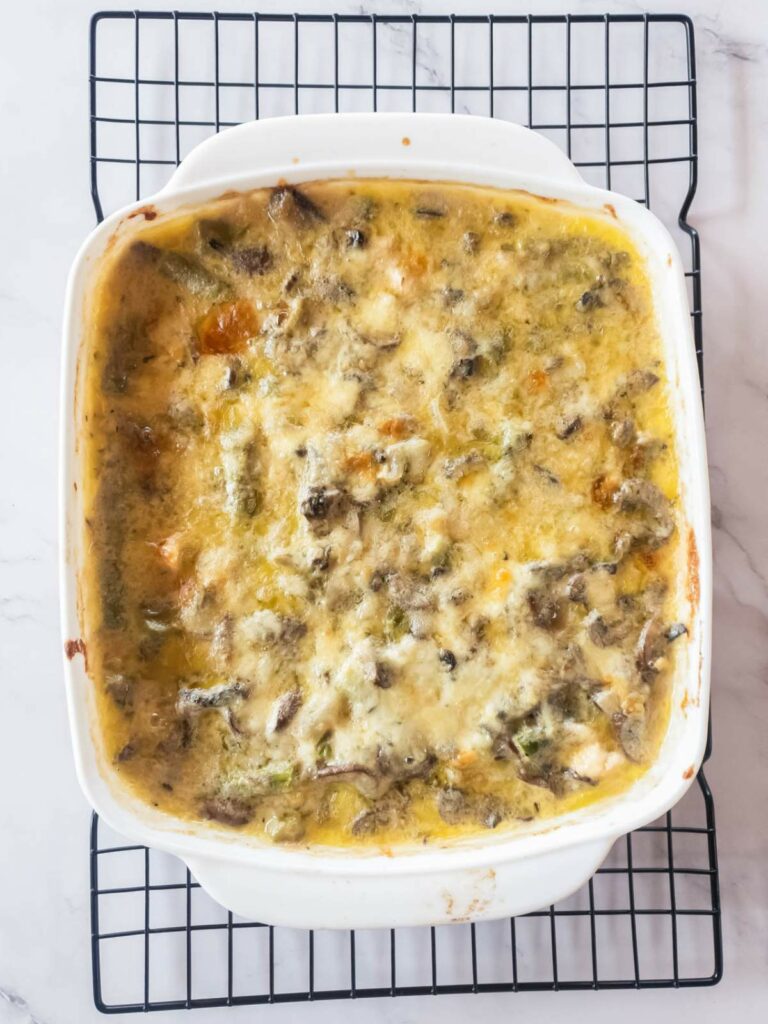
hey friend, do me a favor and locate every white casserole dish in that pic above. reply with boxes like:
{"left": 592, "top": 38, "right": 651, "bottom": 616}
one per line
{"left": 60, "top": 113, "right": 711, "bottom": 929}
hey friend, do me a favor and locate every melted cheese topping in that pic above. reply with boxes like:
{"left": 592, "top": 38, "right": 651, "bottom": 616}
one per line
{"left": 81, "top": 179, "right": 685, "bottom": 847}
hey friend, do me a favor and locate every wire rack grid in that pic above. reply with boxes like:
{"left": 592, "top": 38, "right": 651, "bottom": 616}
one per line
{"left": 88, "top": 10, "right": 720, "bottom": 1013}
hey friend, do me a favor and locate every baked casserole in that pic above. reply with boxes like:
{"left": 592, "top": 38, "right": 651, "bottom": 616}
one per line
{"left": 80, "top": 178, "right": 687, "bottom": 847}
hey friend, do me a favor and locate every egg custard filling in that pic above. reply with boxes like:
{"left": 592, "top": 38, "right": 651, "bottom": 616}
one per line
{"left": 80, "top": 179, "right": 687, "bottom": 846}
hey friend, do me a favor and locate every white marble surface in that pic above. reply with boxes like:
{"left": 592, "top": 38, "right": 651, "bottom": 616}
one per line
{"left": 1, "top": 0, "right": 767, "bottom": 1020}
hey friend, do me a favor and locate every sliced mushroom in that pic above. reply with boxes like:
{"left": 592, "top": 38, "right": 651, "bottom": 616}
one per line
{"left": 635, "top": 617, "right": 668, "bottom": 679}
{"left": 105, "top": 674, "right": 134, "bottom": 710}
{"left": 413, "top": 204, "right": 447, "bottom": 219}
{"left": 529, "top": 553, "right": 591, "bottom": 582}
{"left": 617, "top": 368, "right": 659, "bottom": 398}
{"left": 364, "top": 660, "right": 394, "bottom": 689}
{"left": 566, "top": 573, "right": 588, "bottom": 604}
{"left": 666, "top": 622, "right": 688, "bottom": 642}
{"left": 376, "top": 437, "right": 432, "bottom": 486}
{"left": 437, "top": 787, "right": 469, "bottom": 824}
{"left": 387, "top": 573, "right": 434, "bottom": 611}
{"left": 494, "top": 210, "right": 516, "bottom": 227}
{"left": 478, "top": 795, "right": 506, "bottom": 829}
{"left": 610, "top": 417, "right": 636, "bottom": 448}
{"left": 614, "top": 711, "right": 646, "bottom": 762}
{"left": 501, "top": 421, "right": 534, "bottom": 455}
{"left": 438, "top": 648, "right": 457, "bottom": 671}
{"left": 613, "top": 478, "right": 675, "bottom": 554}
{"left": 462, "top": 230, "right": 481, "bottom": 253}
{"left": 586, "top": 610, "right": 631, "bottom": 649}
{"left": 394, "top": 753, "right": 437, "bottom": 782}
{"left": 241, "top": 609, "right": 307, "bottom": 647}
{"left": 448, "top": 330, "right": 479, "bottom": 379}
{"left": 555, "top": 414, "right": 583, "bottom": 440}
{"left": 443, "top": 287, "right": 465, "bottom": 307}
{"left": 575, "top": 289, "right": 604, "bottom": 312}
{"left": 527, "top": 587, "right": 565, "bottom": 630}
{"left": 492, "top": 732, "right": 517, "bottom": 761}
{"left": 267, "top": 185, "right": 325, "bottom": 225}
{"left": 533, "top": 464, "right": 561, "bottom": 486}
{"left": 517, "top": 763, "right": 592, "bottom": 797}
{"left": 515, "top": 763, "right": 556, "bottom": 791}
{"left": 345, "top": 228, "right": 366, "bottom": 249}
{"left": 350, "top": 788, "right": 410, "bottom": 836}
{"left": 176, "top": 681, "right": 249, "bottom": 713}
{"left": 270, "top": 689, "right": 302, "bottom": 732}
{"left": 308, "top": 546, "right": 333, "bottom": 578}
{"left": 443, "top": 450, "right": 484, "bottom": 480}
{"left": 299, "top": 485, "right": 348, "bottom": 530}
{"left": 230, "top": 245, "right": 273, "bottom": 275}
{"left": 220, "top": 357, "right": 251, "bottom": 391}
{"left": 202, "top": 796, "right": 253, "bottom": 827}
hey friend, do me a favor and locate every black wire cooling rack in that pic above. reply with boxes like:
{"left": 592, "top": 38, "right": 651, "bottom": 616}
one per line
{"left": 88, "top": 11, "right": 721, "bottom": 1012}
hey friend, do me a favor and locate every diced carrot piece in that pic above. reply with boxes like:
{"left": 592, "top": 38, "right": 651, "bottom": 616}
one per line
{"left": 344, "top": 451, "right": 376, "bottom": 476}
{"left": 525, "top": 369, "right": 549, "bottom": 392}
{"left": 452, "top": 750, "right": 478, "bottom": 769}
{"left": 378, "top": 416, "right": 415, "bottom": 438}
{"left": 197, "top": 299, "right": 259, "bottom": 355}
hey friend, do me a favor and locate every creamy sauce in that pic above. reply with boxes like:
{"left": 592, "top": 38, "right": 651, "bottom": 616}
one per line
{"left": 81, "top": 179, "right": 685, "bottom": 847}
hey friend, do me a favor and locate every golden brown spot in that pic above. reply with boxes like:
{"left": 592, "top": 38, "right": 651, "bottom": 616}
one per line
{"left": 401, "top": 246, "right": 429, "bottom": 278}
{"left": 683, "top": 765, "right": 694, "bottom": 780}
{"left": 604, "top": 202, "right": 618, "bottom": 220}
{"left": 402, "top": 136, "right": 411, "bottom": 147}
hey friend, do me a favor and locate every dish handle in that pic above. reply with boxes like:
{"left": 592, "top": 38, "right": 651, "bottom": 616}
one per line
{"left": 183, "top": 836, "right": 614, "bottom": 930}
{"left": 164, "top": 113, "right": 585, "bottom": 193}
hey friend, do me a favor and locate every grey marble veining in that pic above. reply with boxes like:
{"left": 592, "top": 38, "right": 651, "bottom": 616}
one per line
{"left": 1, "top": 0, "right": 767, "bottom": 1020}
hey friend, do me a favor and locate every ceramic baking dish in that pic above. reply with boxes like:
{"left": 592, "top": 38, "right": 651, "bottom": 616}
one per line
{"left": 60, "top": 113, "right": 711, "bottom": 929}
